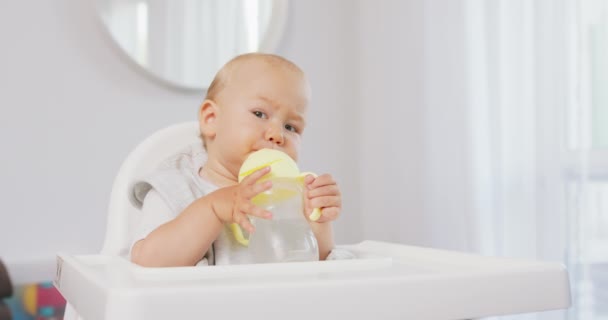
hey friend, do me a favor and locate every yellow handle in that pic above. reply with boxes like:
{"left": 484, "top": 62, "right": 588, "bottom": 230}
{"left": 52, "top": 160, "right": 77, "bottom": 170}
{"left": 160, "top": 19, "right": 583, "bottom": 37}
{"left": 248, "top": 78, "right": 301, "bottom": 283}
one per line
{"left": 308, "top": 208, "right": 322, "bottom": 221}
{"left": 229, "top": 223, "right": 249, "bottom": 246}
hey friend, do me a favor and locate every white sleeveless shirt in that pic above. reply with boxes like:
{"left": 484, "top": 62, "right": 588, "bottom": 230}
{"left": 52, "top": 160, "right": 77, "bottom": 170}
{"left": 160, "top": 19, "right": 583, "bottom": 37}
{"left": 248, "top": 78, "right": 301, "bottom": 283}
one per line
{"left": 129, "top": 143, "right": 254, "bottom": 265}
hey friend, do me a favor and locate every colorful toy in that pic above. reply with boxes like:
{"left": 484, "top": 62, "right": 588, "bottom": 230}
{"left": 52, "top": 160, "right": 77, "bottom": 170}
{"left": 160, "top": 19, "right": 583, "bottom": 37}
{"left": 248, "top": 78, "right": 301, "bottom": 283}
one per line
{"left": 22, "top": 281, "right": 65, "bottom": 319}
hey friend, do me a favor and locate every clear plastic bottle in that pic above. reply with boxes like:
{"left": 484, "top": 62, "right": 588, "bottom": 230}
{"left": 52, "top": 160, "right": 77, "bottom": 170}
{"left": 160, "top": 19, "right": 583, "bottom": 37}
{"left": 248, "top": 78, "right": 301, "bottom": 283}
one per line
{"left": 248, "top": 178, "right": 319, "bottom": 263}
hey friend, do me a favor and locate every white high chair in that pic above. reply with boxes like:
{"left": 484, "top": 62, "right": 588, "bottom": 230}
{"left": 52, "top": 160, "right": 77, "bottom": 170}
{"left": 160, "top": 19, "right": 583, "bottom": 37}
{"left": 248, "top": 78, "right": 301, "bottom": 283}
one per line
{"left": 100, "top": 121, "right": 203, "bottom": 258}
{"left": 57, "top": 122, "right": 571, "bottom": 320}
{"left": 63, "top": 122, "right": 202, "bottom": 320}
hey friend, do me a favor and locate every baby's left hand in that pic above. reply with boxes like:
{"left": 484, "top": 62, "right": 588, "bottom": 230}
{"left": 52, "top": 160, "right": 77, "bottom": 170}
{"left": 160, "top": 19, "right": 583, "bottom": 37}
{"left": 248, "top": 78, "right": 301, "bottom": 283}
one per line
{"left": 303, "top": 174, "right": 341, "bottom": 223}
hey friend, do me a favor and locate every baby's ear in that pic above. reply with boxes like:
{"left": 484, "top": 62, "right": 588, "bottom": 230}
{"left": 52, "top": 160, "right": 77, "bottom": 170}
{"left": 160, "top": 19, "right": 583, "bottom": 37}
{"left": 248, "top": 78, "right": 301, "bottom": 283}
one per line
{"left": 199, "top": 99, "right": 218, "bottom": 139}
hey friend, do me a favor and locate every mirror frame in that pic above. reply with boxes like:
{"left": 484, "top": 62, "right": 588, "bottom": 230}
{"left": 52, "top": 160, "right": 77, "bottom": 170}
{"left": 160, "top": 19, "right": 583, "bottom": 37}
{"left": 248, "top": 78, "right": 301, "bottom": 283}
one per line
{"left": 94, "top": 0, "right": 290, "bottom": 92}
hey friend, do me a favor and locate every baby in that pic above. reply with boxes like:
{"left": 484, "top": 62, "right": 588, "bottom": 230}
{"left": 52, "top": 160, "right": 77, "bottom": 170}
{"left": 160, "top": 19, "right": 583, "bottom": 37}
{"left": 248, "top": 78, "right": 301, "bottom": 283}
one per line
{"left": 129, "top": 53, "right": 342, "bottom": 267}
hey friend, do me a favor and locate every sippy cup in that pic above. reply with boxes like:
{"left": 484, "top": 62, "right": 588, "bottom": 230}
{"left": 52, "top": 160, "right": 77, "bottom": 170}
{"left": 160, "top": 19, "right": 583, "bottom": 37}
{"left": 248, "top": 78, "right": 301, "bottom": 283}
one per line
{"left": 232, "top": 149, "right": 322, "bottom": 263}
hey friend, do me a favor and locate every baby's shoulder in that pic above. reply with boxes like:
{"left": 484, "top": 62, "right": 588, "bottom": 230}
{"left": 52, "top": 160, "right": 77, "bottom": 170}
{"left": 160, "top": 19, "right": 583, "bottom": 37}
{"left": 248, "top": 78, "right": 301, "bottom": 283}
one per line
{"left": 131, "top": 143, "right": 208, "bottom": 212}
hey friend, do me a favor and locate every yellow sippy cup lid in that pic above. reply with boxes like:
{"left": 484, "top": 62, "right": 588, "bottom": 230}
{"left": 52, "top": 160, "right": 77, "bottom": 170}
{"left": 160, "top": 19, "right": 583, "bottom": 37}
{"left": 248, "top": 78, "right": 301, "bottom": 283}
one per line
{"left": 238, "top": 149, "right": 300, "bottom": 182}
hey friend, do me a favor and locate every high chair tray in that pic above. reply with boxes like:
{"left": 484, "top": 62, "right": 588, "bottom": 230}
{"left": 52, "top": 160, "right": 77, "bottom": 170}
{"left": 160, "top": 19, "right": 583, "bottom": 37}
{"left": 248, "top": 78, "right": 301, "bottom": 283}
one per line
{"left": 54, "top": 240, "right": 570, "bottom": 320}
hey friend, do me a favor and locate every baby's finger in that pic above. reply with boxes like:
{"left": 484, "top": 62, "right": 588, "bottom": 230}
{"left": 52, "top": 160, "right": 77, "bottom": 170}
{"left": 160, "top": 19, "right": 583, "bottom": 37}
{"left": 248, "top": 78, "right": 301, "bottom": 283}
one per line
{"left": 241, "top": 201, "right": 273, "bottom": 220}
{"left": 242, "top": 166, "right": 271, "bottom": 186}
{"left": 308, "top": 174, "right": 336, "bottom": 189}
{"left": 307, "top": 184, "right": 340, "bottom": 198}
{"left": 233, "top": 213, "right": 254, "bottom": 234}
{"left": 241, "top": 180, "right": 273, "bottom": 199}
{"left": 310, "top": 195, "right": 341, "bottom": 209}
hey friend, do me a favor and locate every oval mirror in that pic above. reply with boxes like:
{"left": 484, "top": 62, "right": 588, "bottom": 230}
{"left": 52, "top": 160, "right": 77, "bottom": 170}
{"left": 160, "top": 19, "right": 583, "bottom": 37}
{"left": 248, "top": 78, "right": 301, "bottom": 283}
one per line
{"left": 96, "top": 0, "right": 288, "bottom": 90}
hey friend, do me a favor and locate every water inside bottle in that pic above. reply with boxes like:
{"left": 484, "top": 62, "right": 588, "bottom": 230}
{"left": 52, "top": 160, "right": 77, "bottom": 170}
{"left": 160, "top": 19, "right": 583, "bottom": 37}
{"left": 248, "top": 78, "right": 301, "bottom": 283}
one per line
{"left": 248, "top": 179, "right": 319, "bottom": 263}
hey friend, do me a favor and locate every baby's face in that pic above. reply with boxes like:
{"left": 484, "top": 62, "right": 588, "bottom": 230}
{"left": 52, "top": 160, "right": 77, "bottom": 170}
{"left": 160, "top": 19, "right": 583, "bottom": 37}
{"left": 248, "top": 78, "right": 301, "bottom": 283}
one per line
{"left": 208, "top": 62, "right": 310, "bottom": 176}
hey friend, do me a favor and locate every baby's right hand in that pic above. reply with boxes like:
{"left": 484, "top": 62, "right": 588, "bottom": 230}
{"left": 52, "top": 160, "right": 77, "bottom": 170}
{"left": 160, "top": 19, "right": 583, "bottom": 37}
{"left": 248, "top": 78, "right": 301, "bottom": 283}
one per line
{"left": 211, "top": 166, "right": 273, "bottom": 233}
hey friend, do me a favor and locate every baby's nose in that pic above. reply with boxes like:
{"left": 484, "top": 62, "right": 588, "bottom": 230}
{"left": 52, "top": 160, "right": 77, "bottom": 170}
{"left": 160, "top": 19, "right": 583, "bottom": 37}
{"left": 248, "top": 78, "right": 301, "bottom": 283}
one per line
{"left": 269, "top": 136, "right": 283, "bottom": 144}
{"left": 265, "top": 125, "right": 284, "bottom": 145}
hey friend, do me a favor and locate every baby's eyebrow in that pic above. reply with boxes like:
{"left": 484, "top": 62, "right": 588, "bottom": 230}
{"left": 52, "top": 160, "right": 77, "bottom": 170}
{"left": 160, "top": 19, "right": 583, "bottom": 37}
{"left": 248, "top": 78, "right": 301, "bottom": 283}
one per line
{"left": 257, "top": 95, "right": 281, "bottom": 108}
{"left": 256, "top": 95, "right": 306, "bottom": 121}
{"left": 288, "top": 115, "right": 306, "bottom": 131}
{"left": 290, "top": 111, "right": 305, "bottom": 123}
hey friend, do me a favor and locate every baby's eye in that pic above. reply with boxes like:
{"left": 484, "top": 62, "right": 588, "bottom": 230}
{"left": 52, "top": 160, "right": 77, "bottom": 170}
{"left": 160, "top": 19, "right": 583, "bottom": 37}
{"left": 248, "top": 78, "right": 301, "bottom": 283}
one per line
{"left": 252, "top": 111, "right": 267, "bottom": 119}
{"left": 285, "top": 124, "right": 298, "bottom": 133}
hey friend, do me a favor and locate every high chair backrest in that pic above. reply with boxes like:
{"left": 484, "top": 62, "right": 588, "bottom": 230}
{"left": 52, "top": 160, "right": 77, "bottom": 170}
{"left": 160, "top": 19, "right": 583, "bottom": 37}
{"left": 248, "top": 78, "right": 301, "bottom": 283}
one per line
{"left": 100, "top": 121, "right": 202, "bottom": 257}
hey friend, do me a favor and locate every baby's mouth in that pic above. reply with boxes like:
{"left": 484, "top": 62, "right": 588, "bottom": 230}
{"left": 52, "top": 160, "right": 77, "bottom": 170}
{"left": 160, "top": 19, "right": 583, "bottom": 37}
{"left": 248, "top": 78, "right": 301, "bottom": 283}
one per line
{"left": 251, "top": 145, "right": 276, "bottom": 154}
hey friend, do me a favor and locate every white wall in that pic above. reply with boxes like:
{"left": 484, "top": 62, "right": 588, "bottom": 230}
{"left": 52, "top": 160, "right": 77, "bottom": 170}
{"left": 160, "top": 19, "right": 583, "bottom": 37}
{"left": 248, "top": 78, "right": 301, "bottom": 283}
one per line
{"left": 0, "top": 1, "right": 362, "bottom": 282}
{"left": 357, "top": 0, "right": 474, "bottom": 251}
{"left": 356, "top": 0, "right": 427, "bottom": 246}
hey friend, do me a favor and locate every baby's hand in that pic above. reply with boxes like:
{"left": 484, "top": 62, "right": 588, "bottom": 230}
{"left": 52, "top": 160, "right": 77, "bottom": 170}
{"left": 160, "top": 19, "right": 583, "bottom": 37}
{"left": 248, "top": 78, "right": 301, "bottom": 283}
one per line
{"left": 212, "top": 167, "right": 273, "bottom": 233}
{"left": 303, "top": 174, "right": 342, "bottom": 223}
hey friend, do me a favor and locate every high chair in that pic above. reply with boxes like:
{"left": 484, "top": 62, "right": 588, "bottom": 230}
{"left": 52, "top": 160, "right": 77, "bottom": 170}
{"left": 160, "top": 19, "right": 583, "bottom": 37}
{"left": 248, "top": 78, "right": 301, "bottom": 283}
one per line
{"left": 61, "top": 122, "right": 203, "bottom": 320}
{"left": 56, "top": 122, "right": 571, "bottom": 320}
{"left": 101, "top": 121, "right": 204, "bottom": 258}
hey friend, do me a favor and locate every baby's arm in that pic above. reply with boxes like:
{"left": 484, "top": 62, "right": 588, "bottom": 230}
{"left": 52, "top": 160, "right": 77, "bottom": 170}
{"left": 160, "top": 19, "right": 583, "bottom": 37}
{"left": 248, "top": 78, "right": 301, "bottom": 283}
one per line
{"left": 303, "top": 174, "right": 342, "bottom": 260}
{"left": 131, "top": 167, "right": 273, "bottom": 267}
{"left": 309, "top": 221, "right": 335, "bottom": 260}
{"left": 131, "top": 191, "right": 223, "bottom": 267}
